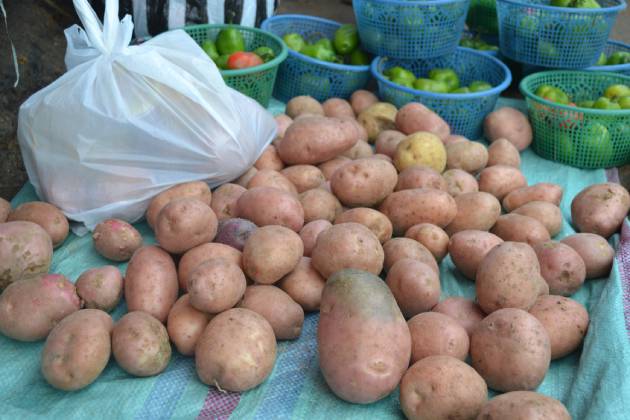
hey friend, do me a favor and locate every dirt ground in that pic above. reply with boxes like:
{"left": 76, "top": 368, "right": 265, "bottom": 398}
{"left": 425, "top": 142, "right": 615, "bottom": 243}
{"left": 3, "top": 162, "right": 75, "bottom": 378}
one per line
{"left": 0, "top": 0, "right": 628, "bottom": 200}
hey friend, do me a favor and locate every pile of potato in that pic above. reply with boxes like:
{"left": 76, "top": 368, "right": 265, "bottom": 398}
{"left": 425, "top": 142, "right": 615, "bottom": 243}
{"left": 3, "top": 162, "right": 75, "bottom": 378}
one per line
{"left": 1, "top": 90, "right": 629, "bottom": 419}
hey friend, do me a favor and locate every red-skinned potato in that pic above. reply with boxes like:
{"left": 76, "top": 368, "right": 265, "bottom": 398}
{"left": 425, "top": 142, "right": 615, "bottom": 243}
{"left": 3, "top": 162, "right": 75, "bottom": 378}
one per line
{"left": 76, "top": 266, "right": 123, "bottom": 312}
{"left": 235, "top": 167, "right": 258, "bottom": 187}
{"left": 322, "top": 98, "right": 355, "bottom": 119}
{"left": 214, "top": 218, "right": 257, "bottom": 251}
{"left": 408, "top": 312, "right": 469, "bottom": 362}
{"left": 375, "top": 130, "right": 406, "bottom": 157}
{"left": 92, "top": 218, "right": 142, "bottom": 261}
{"left": 395, "top": 166, "right": 448, "bottom": 192}
{"left": 167, "top": 294, "right": 212, "bottom": 356}
{"left": 145, "top": 181, "right": 212, "bottom": 229}
{"left": 0, "top": 197, "right": 10, "bottom": 222}
{"left": 8, "top": 201, "right": 69, "bottom": 248}
{"left": 487, "top": 138, "right": 521, "bottom": 168}
{"left": 442, "top": 169, "right": 479, "bottom": 197}
{"left": 386, "top": 258, "right": 440, "bottom": 318}
{"left": 155, "top": 198, "right": 218, "bottom": 254}
{"left": 478, "top": 165, "right": 527, "bottom": 200}
{"left": 178, "top": 243, "right": 242, "bottom": 291}
{"left": 561, "top": 233, "right": 614, "bottom": 279}
{"left": 400, "top": 356, "right": 487, "bottom": 420}
{"left": 238, "top": 285, "right": 304, "bottom": 340}
{"left": 243, "top": 225, "right": 303, "bottom": 284}
{"left": 491, "top": 214, "right": 551, "bottom": 246}
{"left": 311, "top": 223, "right": 384, "bottom": 279}
{"left": 350, "top": 90, "right": 378, "bottom": 115}
{"left": 274, "top": 113, "right": 292, "bottom": 139}
{"left": 254, "top": 145, "right": 284, "bottom": 171}
{"left": 299, "top": 220, "right": 332, "bottom": 257}
{"left": 211, "top": 183, "right": 246, "bottom": 220}
{"left": 285, "top": 95, "right": 324, "bottom": 118}
{"left": 404, "top": 223, "right": 449, "bottom": 262}
{"left": 477, "top": 391, "right": 570, "bottom": 419}
{"left": 299, "top": 188, "right": 342, "bottom": 223}
{"left": 443, "top": 134, "right": 468, "bottom": 145}
{"left": 195, "top": 308, "right": 276, "bottom": 392}
{"left": 445, "top": 141, "right": 488, "bottom": 173}
{"left": 318, "top": 269, "right": 411, "bottom": 404}
{"left": 383, "top": 237, "right": 439, "bottom": 274}
{"left": 534, "top": 241, "right": 586, "bottom": 296}
{"left": 448, "top": 230, "right": 504, "bottom": 280}
{"left": 334, "top": 208, "right": 393, "bottom": 243}
{"left": 188, "top": 258, "right": 247, "bottom": 314}
{"left": 331, "top": 158, "right": 398, "bottom": 207}
{"left": 278, "top": 256, "right": 326, "bottom": 312}
{"left": 247, "top": 169, "right": 297, "bottom": 195}
{"left": 571, "top": 182, "right": 630, "bottom": 239}
{"left": 432, "top": 297, "right": 486, "bottom": 337}
{"left": 341, "top": 138, "right": 374, "bottom": 159}
{"left": 281, "top": 165, "right": 326, "bottom": 193}
{"left": 503, "top": 183, "right": 563, "bottom": 212}
{"left": 484, "top": 107, "right": 532, "bottom": 151}
{"left": 395, "top": 102, "right": 450, "bottom": 140}
{"left": 237, "top": 187, "right": 304, "bottom": 232}
{"left": 470, "top": 308, "right": 551, "bottom": 392}
{"left": 512, "top": 201, "right": 563, "bottom": 237}
{"left": 124, "top": 246, "right": 178, "bottom": 322}
{"left": 446, "top": 191, "right": 501, "bottom": 235}
{"left": 318, "top": 156, "right": 352, "bottom": 180}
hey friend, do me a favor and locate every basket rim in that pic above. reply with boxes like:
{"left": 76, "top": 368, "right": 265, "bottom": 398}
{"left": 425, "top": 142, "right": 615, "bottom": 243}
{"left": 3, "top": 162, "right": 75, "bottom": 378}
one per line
{"left": 178, "top": 23, "right": 289, "bottom": 77}
{"left": 496, "top": 0, "right": 626, "bottom": 13}
{"left": 519, "top": 70, "right": 630, "bottom": 115}
{"left": 370, "top": 48, "right": 512, "bottom": 100}
{"left": 260, "top": 15, "right": 371, "bottom": 73}
{"left": 587, "top": 39, "right": 630, "bottom": 71}
{"left": 354, "top": 0, "right": 469, "bottom": 6}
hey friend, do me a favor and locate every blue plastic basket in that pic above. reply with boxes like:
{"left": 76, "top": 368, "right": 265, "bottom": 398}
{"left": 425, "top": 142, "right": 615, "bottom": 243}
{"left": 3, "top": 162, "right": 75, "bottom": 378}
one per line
{"left": 353, "top": 0, "right": 471, "bottom": 59}
{"left": 587, "top": 39, "right": 630, "bottom": 75}
{"left": 496, "top": 0, "right": 626, "bottom": 69}
{"left": 371, "top": 48, "right": 512, "bottom": 139}
{"left": 260, "top": 15, "right": 370, "bottom": 102}
{"left": 460, "top": 30, "right": 501, "bottom": 57}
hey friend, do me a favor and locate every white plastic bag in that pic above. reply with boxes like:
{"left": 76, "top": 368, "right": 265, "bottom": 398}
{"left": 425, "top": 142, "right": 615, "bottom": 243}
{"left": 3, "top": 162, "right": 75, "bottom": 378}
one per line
{"left": 17, "top": 0, "right": 276, "bottom": 231}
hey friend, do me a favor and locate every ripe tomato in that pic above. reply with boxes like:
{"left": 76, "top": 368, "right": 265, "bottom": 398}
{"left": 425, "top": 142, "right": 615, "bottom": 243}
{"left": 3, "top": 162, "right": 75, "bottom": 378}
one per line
{"left": 227, "top": 52, "right": 264, "bottom": 70}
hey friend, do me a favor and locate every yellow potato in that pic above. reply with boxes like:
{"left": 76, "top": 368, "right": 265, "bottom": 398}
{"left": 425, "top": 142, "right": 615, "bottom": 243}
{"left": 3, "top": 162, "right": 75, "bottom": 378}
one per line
{"left": 394, "top": 132, "right": 447, "bottom": 173}
{"left": 357, "top": 102, "right": 398, "bottom": 142}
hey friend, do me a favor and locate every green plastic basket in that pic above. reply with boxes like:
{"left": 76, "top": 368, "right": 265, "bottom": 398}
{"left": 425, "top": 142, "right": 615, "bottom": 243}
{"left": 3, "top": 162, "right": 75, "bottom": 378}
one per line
{"left": 520, "top": 70, "right": 630, "bottom": 169}
{"left": 182, "top": 24, "right": 288, "bottom": 107}
{"left": 466, "top": 0, "right": 499, "bottom": 35}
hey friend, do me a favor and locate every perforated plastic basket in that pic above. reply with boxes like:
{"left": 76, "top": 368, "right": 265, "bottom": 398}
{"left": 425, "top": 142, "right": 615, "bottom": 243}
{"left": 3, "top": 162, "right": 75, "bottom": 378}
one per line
{"left": 260, "top": 15, "right": 371, "bottom": 102}
{"left": 588, "top": 40, "right": 630, "bottom": 75}
{"left": 520, "top": 70, "right": 630, "bottom": 168}
{"left": 183, "top": 24, "right": 288, "bottom": 107}
{"left": 467, "top": 0, "right": 499, "bottom": 35}
{"left": 353, "top": 0, "right": 471, "bottom": 59}
{"left": 497, "top": 0, "right": 625, "bottom": 69}
{"left": 372, "top": 48, "right": 512, "bottom": 139}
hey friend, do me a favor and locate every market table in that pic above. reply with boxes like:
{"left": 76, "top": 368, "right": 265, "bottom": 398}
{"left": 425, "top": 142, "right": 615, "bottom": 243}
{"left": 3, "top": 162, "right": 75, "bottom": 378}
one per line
{"left": 1, "top": 98, "right": 629, "bottom": 420}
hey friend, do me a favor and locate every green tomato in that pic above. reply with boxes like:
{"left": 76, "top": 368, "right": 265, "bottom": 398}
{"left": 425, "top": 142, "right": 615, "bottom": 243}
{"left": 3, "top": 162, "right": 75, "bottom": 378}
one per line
{"left": 391, "top": 77, "right": 415, "bottom": 89}
{"left": 596, "top": 52, "right": 608, "bottom": 66}
{"left": 349, "top": 49, "right": 370, "bottom": 66}
{"left": 315, "top": 38, "right": 334, "bottom": 51}
{"left": 574, "top": 0, "right": 601, "bottom": 8}
{"left": 606, "top": 51, "right": 630, "bottom": 65}
{"left": 469, "top": 81, "right": 493, "bottom": 92}
{"left": 428, "top": 68, "right": 460, "bottom": 91}
{"left": 618, "top": 96, "right": 630, "bottom": 109}
{"left": 215, "top": 54, "right": 230, "bottom": 70}
{"left": 283, "top": 33, "right": 305, "bottom": 51}
{"left": 582, "top": 123, "right": 613, "bottom": 162}
{"left": 300, "top": 43, "right": 337, "bottom": 62}
{"left": 216, "top": 28, "right": 245, "bottom": 55}
{"left": 576, "top": 100, "right": 595, "bottom": 108}
{"left": 536, "top": 85, "right": 570, "bottom": 104}
{"left": 413, "top": 78, "right": 450, "bottom": 93}
{"left": 253, "top": 46, "right": 275, "bottom": 63}
{"left": 556, "top": 134, "right": 574, "bottom": 162}
{"left": 450, "top": 87, "right": 471, "bottom": 94}
{"left": 333, "top": 24, "right": 359, "bottom": 55}
{"left": 385, "top": 66, "right": 416, "bottom": 84}
{"left": 202, "top": 40, "right": 219, "bottom": 61}
{"left": 593, "top": 97, "right": 621, "bottom": 110}
{"left": 603, "top": 84, "right": 630, "bottom": 100}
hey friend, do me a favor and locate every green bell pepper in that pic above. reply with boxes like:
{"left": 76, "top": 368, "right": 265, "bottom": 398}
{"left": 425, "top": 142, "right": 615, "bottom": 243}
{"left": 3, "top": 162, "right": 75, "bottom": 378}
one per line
{"left": 283, "top": 33, "right": 305, "bottom": 52}
{"left": 216, "top": 28, "right": 245, "bottom": 55}
{"left": 253, "top": 46, "right": 275, "bottom": 63}
{"left": 428, "top": 68, "right": 460, "bottom": 91}
{"left": 333, "top": 24, "right": 359, "bottom": 55}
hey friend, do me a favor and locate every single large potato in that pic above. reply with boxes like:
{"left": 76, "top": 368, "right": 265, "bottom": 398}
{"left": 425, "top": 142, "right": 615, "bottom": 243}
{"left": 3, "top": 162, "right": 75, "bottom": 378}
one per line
{"left": 243, "top": 225, "right": 303, "bottom": 284}
{"left": 446, "top": 192, "right": 501, "bottom": 235}
{"left": 331, "top": 158, "right": 398, "bottom": 207}
{"left": 214, "top": 218, "right": 257, "bottom": 251}
{"left": 247, "top": 169, "right": 297, "bottom": 195}
{"left": 484, "top": 107, "right": 532, "bottom": 151}
{"left": 448, "top": 230, "right": 504, "bottom": 280}
{"left": 442, "top": 169, "right": 479, "bottom": 197}
{"left": 166, "top": 294, "right": 212, "bottom": 356}
{"left": 0, "top": 197, "right": 10, "bottom": 222}
{"left": 178, "top": 242, "right": 242, "bottom": 290}
{"left": 277, "top": 116, "right": 359, "bottom": 164}
{"left": 395, "top": 166, "right": 448, "bottom": 192}
{"left": 386, "top": 258, "right": 440, "bottom": 318}
{"left": 0, "top": 274, "right": 81, "bottom": 341}
{"left": 512, "top": 201, "right": 563, "bottom": 237}
{"left": 383, "top": 238, "right": 439, "bottom": 274}
{"left": 112, "top": 311, "right": 171, "bottom": 377}
{"left": 41, "top": 309, "right": 113, "bottom": 391}
{"left": 155, "top": 198, "right": 218, "bottom": 254}
{"left": 76, "top": 266, "right": 123, "bottom": 312}
{"left": 0, "top": 221, "right": 53, "bottom": 291}
{"left": 357, "top": 102, "right": 398, "bottom": 142}
{"left": 145, "top": 181, "right": 212, "bottom": 228}
{"left": 350, "top": 90, "right": 378, "bottom": 114}
{"left": 8, "top": 201, "right": 69, "bottom": 248}
{"left": 470, "top": 308, "right": 551, "bottom": 391}
{"left": 432, "top": 297, "right": 486, "bottom": 337}
{"left": 92, "top": 218, "right": 143, "bottom": 261}
{"left": 404, "top": 223, "right": 449, "bottom": 262}
{"left": 322, "top": 98, "right": 355, "bottom": 119}
{"left": 379, "top": 188, "right": 457, "bottom": 235}
{"left": 534, "top": 241, "right": 586, "bottom": 296}
{"left": 401, "top": 356, "right": 487, "bottom": 420}
{"left": 311, "top": 223, "right": 384, "bottom": 278}
{"left": 278, "top": 257, "right": 326, "bottom": 312}
{"left": 445, "top": 141, "right": 488, "bottom": 173}
{"left": 281, "top": 165, "right": 326, "bottom": 193}
{"left": 124, "top": 246, "right": 178, "bottom": 322}
{"left": 529, "top": 295, "right": 589, "bottom": 360}
{"left": 408, "top": 312, "right": 469, "bottom": 362}
{"left": 254, "top": 145, "right": 284, "bottom": 171}
{"left": 195, "top": 308, "right": 276, "bottom": 391}
{"left": 395, "top": 102, "right": 450, "bottom": 140}
{"left": 487, "top": 138, "right": 521, "bottom": 168}
{"left": 561, "top": 233, "right": 614, "bottom": 279}
{"left": 318, "top": 269, "right": 411, "bottom": 403}
{"left": 299, "top": 220, "right": 332, "bottom": 257}
{"left": 476, "top": 242, "right": 546, "bottom": 313}
{"left": 334, "top": 208, "right": 393, "bottom": 243}
{"left": 286, "top": 95, "right": 324, "bottom": 118}
{"left": 375, "top": 130, "right": 406, "bottom": 157}
{"left": 571, "top": 182, "right": 630, "bottom": 238}
{"left": 238, "top": 285, "right": 304, "bottom": 340}
{"left": 491, "top": 214, "right": 551, "bottom": 246}
{"left": 237, "top": 187, "right": 304, "bottom": 232}
{"left": 503, "top": 183, "right": 563, "bottom": 212}
{"left": 299, "top": 188, "right": 342, "bottom": 223}
{"left": 210, "top": 183, "right": 246, "bottom": 220}
{"left": 188, "top": 258, "right": 247, "bottom": 313}
{"left": 478, "top": 165, "right": 527, "bottom": 200}
{"left": 477, "top": 391, "right": 570, "bottom": 419}
{"left": 394, "top": 132, "right": 447, "bottom": 173}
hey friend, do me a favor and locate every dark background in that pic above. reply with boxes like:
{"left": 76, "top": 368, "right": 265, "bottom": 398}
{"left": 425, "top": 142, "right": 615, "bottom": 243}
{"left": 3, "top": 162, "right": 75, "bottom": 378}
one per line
{"left": 0, "top": 0, "right": 628, "bottom": 200}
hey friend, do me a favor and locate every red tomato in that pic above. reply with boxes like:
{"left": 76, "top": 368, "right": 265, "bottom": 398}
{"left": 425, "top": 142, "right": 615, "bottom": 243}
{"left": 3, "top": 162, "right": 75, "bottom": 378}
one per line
{"left": 227, "top": 52, "right": 264, "bottom": 69}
